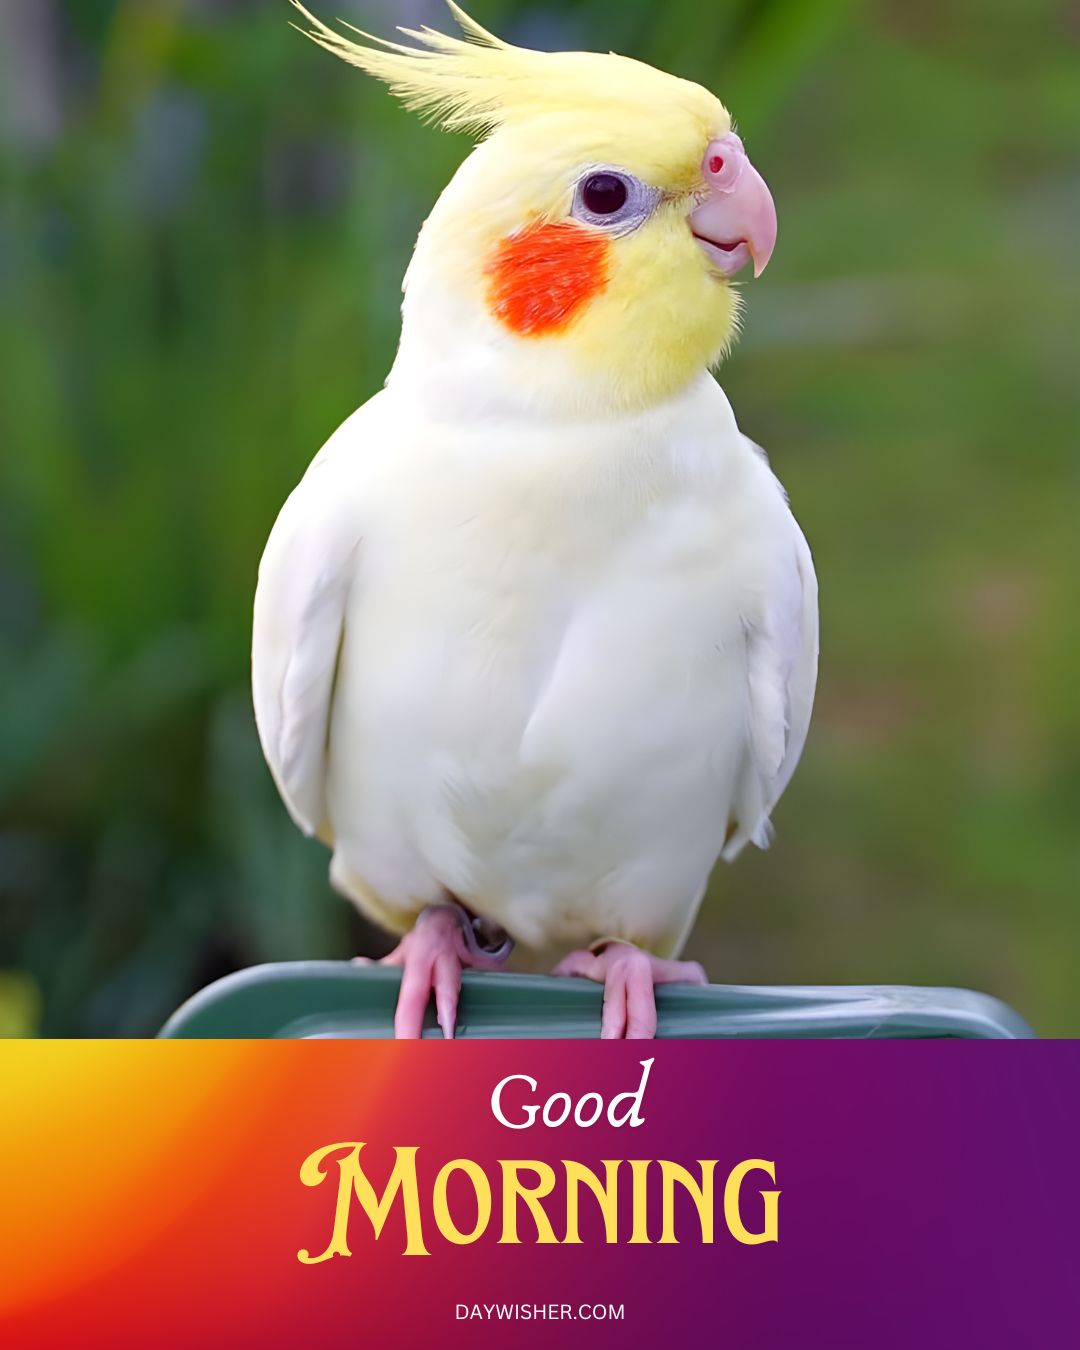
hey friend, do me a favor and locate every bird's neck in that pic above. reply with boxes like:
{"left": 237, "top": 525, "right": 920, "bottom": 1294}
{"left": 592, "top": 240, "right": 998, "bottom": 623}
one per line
{"left": 390, "top": 275, "right": 718, "bottom": 426}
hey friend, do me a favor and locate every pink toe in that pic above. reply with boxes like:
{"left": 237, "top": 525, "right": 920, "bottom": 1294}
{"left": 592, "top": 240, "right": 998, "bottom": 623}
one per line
{"left": 624, "top": 959, "right": 658, "bottom": 1039}
{"left": 395, "top": 959, "right": 434, "bottom": 1039}
{"left": 434, "top": 952, "right": 461, "bottom": 1040}
{"left": 554, "top": 950, "right": 597, "bottom": 979}
{"left": 652, "top": 956, "right": 708, "bottom": 986}
{"left": 600, "top": 969, "right": 628, "bottom": 1040}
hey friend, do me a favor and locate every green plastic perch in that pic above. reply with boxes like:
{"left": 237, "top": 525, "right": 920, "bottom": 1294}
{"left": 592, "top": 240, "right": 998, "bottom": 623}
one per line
{"left": 159, "top": 962, "right": 1034, "bottom": 1039}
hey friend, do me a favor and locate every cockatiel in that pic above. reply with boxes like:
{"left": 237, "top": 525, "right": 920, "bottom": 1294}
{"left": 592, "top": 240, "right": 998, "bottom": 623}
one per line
{"left": 253, "top": 2, "right": 818, "bottom": 1039}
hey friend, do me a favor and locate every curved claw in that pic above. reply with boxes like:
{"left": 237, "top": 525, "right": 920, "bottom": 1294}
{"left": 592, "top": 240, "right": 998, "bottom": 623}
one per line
{"left": 554, "top": 942, "right": 707, "bottom": 1040}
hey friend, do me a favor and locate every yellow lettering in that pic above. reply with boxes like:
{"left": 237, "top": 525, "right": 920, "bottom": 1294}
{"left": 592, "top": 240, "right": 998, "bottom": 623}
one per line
{"left": 297, "top": 1142, "right": 429, "bottom": 1261}
{"left": 432, "top": 1158, "right": 492, "bottom": 1245}
{"left": 563, "top": 1160, "right": 621, "bottom": 1244}
{"left": 628, "top": 1159, "right": 651, "bottom": 1244}
{"left": 498, "top": 1161, "right": 559, "bottom": 1244}
{"left": 658, "top": 1160, "right": 716, "bottom": 1244}
{"left": 724, "top": 1158, "right": 780, "bottom": 1244}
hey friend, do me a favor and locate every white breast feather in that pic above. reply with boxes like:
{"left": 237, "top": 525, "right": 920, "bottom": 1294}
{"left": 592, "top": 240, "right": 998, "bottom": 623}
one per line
{"left": 251, "top": 377, "right": 819, "bottom": 952}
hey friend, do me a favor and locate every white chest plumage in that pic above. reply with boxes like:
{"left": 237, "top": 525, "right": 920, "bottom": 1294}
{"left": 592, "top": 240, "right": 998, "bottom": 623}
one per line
{"left": 253, "top": 374, "right": 817, "bottom": 957}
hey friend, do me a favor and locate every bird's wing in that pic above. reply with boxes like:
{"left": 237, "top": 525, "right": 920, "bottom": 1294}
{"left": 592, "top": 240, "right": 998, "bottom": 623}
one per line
{"left": 726, "top": 472, "right": 819, "bottom": 860}
{"left": 251, "top": 428, "right": 365, "bottom": 844}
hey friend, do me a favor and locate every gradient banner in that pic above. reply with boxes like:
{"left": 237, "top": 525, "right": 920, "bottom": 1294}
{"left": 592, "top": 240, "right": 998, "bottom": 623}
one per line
{"left": 1, "top": 1041, "right": 1076, "bottom": 1347}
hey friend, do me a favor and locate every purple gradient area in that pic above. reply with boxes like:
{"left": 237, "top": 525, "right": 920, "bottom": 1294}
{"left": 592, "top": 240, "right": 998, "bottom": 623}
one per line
{"left": 288, "top": 1043, "right": 1078, "bottom": 1348}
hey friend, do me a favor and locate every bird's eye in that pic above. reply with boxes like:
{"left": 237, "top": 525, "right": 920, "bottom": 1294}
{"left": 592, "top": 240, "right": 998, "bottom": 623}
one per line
{"left": 571, "top": 167, "right": 659, "bottom": 236}
{"left": 581, "top": 172, "right": 627, "bottom": 215}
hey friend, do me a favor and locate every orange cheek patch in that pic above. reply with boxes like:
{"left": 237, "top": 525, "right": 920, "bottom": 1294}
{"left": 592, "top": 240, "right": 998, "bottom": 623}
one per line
{"left": 485, "top": 221, "right": 609, "bottom": 336}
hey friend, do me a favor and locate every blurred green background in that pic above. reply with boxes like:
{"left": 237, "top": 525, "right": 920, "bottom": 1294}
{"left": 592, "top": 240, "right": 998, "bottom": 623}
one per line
{"left": 1, "top": 0, "right": 1077, "bottom": 1037}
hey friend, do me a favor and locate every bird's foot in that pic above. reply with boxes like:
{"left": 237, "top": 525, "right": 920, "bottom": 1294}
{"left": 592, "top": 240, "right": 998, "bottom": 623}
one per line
{"left": 553, "top": 942, "right": 707, "bottom": 1040}
{"left": 354, "top": 902, "right": 511, "bottom": 1040}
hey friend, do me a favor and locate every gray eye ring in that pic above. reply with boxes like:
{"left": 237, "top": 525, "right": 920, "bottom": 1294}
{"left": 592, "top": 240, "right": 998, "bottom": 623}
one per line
{"left": 570, "top": 166, "right": 660, "bottom": 237}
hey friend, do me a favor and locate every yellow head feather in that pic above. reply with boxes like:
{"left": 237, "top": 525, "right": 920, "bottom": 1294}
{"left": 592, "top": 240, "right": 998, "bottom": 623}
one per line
{"left": 289, "top": 1, "right": 726, "bottom": 167}
{"left": 290, "top": 2, "right": 742, "bottom": 413}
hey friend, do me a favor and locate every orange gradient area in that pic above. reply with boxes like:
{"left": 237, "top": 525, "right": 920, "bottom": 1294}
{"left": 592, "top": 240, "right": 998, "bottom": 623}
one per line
{"left": 0, "top": 1042, "right": 277, "bottom": 1312}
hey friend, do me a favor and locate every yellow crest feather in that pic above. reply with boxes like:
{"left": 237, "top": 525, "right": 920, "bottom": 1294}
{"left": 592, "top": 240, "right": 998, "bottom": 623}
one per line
{"left": 288, "top": 1, "right": 723, "bottom": 140}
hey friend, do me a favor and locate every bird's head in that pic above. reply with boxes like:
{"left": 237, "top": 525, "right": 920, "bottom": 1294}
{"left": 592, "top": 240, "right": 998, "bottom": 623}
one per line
{"left": 293, "top": 2, "right": 777, "bottom": 414}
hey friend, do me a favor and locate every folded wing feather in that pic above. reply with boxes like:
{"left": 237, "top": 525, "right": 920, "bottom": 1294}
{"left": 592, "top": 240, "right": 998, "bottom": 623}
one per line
{"left": 251, "top": 442, "right": 362, "bottom": 843}
{"left": 726, "top": 503, "right": 818, "bottom": 860}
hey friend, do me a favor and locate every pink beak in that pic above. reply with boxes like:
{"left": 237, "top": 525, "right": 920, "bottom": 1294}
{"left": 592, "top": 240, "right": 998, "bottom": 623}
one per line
{"left": 689, "top": 133, "right": 777, "bottom": 279}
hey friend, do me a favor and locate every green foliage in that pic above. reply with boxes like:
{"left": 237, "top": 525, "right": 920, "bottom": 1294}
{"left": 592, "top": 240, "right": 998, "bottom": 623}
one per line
{"left": 1, "top": 0, "right": 1077, "bottom": 1035}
